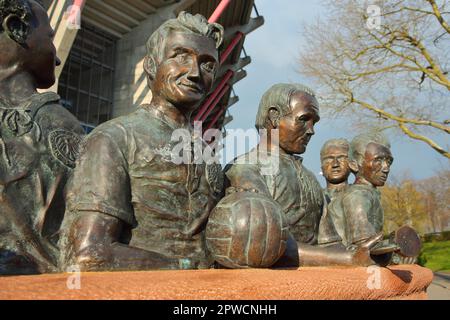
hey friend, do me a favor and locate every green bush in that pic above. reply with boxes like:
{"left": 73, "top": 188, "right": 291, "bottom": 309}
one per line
{"left": 418, "top": 240, "right": 450, "bottom": 272}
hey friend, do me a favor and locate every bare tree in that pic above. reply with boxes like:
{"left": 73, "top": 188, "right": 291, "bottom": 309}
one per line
{"left": 299, "top": 0, "right": 450, "bottom": 158}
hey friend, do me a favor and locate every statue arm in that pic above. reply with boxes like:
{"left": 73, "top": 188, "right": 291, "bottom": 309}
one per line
{"left": 274, "top": 232, "right": 382, "bottom": 267}
{"left": 60, "top": 130, "right": 178, "bottom": 271}
{"left": 65, "top": 212, "right": 179, "bottom": 271}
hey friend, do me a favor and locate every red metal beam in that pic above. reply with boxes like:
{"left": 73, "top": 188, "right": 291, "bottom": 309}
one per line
{"left": 200, "top": 84, "right": 230, "bottom": 122}
{"left": 208, "top": 0, "right": 232, "bottom": 23}
{"left": 220, "top": 32, "right": 244, "bottom": 65}
{"left": 194, "top": 70, "right": 234, "bottom": 121}
{"left": 206, "top": 104, "right": 227, "bottom": 131}
{"left": 73, "top": 0, "right": 85, "bottom": 6}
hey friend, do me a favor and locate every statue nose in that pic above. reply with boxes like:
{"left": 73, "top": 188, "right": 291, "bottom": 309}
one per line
{"left": 187, "top": 60, "right": 200, "bottom": 81}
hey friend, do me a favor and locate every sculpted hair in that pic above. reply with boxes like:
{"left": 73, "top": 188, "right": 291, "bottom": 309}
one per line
{"left": 350, "top": 132, "right": 391, "bottom": 166}
{"left": 145, "top": 11, "right": 224, "bottom": 79}
{"left": 255, "top": 83, "right": 319, "bottom": 130}
{"left": 320, "top": 138, "right": 350, "bottom": 161}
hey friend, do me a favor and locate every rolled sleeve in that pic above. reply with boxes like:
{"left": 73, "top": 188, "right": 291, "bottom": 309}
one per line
{"left": 66, "top": 129, "right": 136, "bottom": 227}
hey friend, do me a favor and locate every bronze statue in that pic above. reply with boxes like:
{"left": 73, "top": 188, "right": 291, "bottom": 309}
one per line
{"left": 320, "top": 138, "right": 351, "bottom": 201}
{"left": 320, "top": 133, "right": 393, "bottom": 248}
{"left": 216, "top": 84, "right": 383, "bottom": 268}
{"left": 318, "top": 134, "right": 421, "bottom": 264}
{"left": 59, "top": 12, "right": 224, "bottom": 271}
{"left": 0, "top": 0, "right": 84, "bottom": 275}
{"left": 317, "top": 138, "right": 351, "bottom": 245}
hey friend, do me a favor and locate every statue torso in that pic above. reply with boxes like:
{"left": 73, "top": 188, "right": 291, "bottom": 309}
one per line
{"left": 66, "top": 106, "right": 220, "bottom": 268}
{"left": 225, "top": 149, "right": 324, "bottom": 245}
{"left": 0, "top": 93, "right": 84, "bottom": 274}
{"left": 323, "top": 183, "right": 383, "bottom": 247}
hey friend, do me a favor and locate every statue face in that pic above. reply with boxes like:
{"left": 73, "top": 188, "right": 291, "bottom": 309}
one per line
{"left": 278, "top": 92, "right": 319, "bottom": 154}
{"left": 152, "top": 31, "right": 218, "bottom": 112}
{"left": 360, "top": 142, "right": 393, "bottom": 187}
{"left": 321, "top": 145, "right": 351, "bottom": 184}
{"left": 24, "top": 1, "right": 60, "bottom": 89}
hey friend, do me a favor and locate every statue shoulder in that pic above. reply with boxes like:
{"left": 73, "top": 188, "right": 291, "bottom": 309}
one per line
{"left": 224, "top": 150, "right": 271, "bottom": 196}
{"left": 341, "top": 184, "right": 375, "bottom": 210}
{"left": 302, "top": 165, "right": 322, "bottom": 187}
{"left": 300, "top": 165, "right": 324, "bottom": 199}
{"left": 33, "top": 101, "right": 84, "bottom": 135}
{"left": 33, "top": 103, "right": 84, "bottom": 169}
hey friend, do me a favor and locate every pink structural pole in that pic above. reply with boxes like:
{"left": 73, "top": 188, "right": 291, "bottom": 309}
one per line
{"left": 206, "top": 104, "right": 227, "bottom": 130}
{"left": 194, "top": 70, "right": 234, "bottom": 121}
{"left": 208, "top": 0, "right": 232, "bottom": 23}
{"left": 220, "top": 32, "right": 244, "bottom": 65}
{"left": 73, "top": 0, "right": 85, "bottom": 8}
{"left": 200, "top": 84, "right": 230, "bottom": 122}
{"left": 67, "top": 0, "right": 85, "bottom": 26}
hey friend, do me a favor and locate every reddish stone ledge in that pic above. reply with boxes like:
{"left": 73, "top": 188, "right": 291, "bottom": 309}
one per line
{"left": 0, "top": 265, "right": 432, "bottom": 300}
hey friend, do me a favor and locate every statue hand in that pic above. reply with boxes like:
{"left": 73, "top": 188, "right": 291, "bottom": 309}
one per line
{"left": 348, "top": 233, "right": 383, "bottom": 266}
{"left": 391, "top": 253, "right": 417, "bottom": 265}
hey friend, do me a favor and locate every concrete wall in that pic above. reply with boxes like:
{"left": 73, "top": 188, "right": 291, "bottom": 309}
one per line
{"left": 112, "top": 9, "right": 175, "bottom": 118}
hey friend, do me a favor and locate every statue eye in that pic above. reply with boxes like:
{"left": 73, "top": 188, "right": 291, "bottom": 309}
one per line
{"left": 201, "top": 62, "right": 216, "bottom": 73}
{"left": 176, "top": 52, "right": 190, "bottom": 63}
{"left": 296, "top": 116, "right": 311, "bottom": 127}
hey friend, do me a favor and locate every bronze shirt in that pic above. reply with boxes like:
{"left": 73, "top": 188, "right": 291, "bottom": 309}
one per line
{"left": 321, "top": 183, "right": 384, "bottom": 247}
{"left": 0, "top": 92, "right": 84, "bottom": 275}
{"left": 64, "top": 106, "right": 220, "bottom": 268}
{"left": 225, "top": 149, "right": 325, "bottom": 245}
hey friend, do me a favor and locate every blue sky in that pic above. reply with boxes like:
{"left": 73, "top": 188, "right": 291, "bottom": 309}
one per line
{"left": 225, "top": 0, "right": 449, "bottom": 185}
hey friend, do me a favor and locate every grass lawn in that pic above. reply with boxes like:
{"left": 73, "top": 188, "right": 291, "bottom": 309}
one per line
{"left": 418, "top": 240, "right": 450, "bottom": 272}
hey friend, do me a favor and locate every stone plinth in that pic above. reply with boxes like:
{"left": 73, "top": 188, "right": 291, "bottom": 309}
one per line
{"left": 0, "top": 265, "right": 432, "bottom": 300}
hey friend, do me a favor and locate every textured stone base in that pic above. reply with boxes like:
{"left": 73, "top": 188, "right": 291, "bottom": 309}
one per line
{"left": 0, "top": 265, "right": 432, "bottom": 300}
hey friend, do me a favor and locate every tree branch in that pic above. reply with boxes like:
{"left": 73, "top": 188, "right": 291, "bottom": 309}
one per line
{"left": 350, "top": 96, "right": 450, "bottom": 134}
{"left": 345, "top": 63, "right": 421, "bottom": 81}
{"left": 427, "top": 0, "right": 450, "bottom": 34}
{"left": 398, "top": 123, "right": 450, "bottom": 158}
{"left": 368, "top": 30, "right": 450, "bottom": 89}
{"left": 403, "top": 32, "right": 450, "bottom": 89}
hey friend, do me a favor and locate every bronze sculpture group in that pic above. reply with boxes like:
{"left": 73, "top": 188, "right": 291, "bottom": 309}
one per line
{"left": 0, "top": 1, "right": 420, "bottom": 275}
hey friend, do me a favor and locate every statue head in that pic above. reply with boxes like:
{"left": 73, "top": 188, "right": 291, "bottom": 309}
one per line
{"left": 320, "top": 138, "right": 351, "bottom": 186}
{"left": 349, "top": 132, "right": 393, "bottom": 187}
{"left": 144, "top": 11, "right": 223, "bottom": 113}
{"left": 255, "top": 83, "right": 320, "bottom": 155}
{"left": 0, "top": 0, "right": 60, "bottom": 89}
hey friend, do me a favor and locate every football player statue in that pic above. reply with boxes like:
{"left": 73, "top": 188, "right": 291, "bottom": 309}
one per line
{"left": 59, "top": 12, "right": 224, "bottom": 271}
{"left": 206, "top": 84, "right": 383, "bottom": 268}
{"left": 0, "top": 0, "right": 84, "bottom": 275}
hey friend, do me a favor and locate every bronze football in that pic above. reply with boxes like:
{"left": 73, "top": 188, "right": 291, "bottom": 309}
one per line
{"left": 206, "top": 191, "right": 288, "bottom": 268}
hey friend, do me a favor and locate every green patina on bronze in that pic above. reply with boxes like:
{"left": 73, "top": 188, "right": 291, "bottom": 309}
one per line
{"left": 0, "top": 0, "right": 84, "bottom": 275}
{"left": 216, "top": 84, "right": 384, "bottom": 268}
{"left": 59, "top": 12, "right": 225, "bottom": 272}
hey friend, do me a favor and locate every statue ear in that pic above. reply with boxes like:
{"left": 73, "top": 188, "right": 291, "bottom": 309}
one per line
{"left": 268, "top": 107, "right": 281, "bottom": 129}
{"left": 2, "top": 14, "right": 30, "bottom": 46}
{"left": 143, "top": 55, "right": 157, "bottom": 83}
{"left": 349, "top": 159, "right": 359, "bottom": 173}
